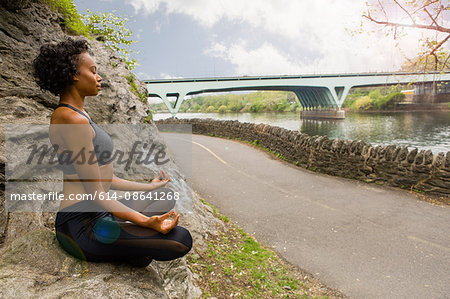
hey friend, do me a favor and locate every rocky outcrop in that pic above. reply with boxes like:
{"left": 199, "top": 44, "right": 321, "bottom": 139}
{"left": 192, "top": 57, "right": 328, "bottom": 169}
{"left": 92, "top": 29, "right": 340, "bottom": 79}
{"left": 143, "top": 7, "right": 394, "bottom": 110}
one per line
{"left": 156, "top": 118, "right": 450, "bottom": 197}
{"left": 0, "top": 1, "right": 222, "bottom": 298}
{"left": 0, "top": 0, "right": 150, "bottom": 246}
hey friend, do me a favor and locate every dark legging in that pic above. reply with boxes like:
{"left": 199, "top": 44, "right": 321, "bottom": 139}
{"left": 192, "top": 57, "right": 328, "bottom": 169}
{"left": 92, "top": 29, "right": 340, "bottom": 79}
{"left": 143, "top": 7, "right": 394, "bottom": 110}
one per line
{"left": 55, "top": 188, "right": 192, "bottom": 264}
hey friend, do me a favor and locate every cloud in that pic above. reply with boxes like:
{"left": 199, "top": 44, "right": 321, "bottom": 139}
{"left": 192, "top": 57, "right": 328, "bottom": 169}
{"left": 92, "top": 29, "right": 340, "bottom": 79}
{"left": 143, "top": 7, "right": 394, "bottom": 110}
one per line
{"left": 159, "top": 73, "right": 183, "bottom": 79}
{"left": 127, "top": 0, "right": 447, "bottom": 75}
{"left": 205, "top": 41, "right": 303, "bottom": 75}
{"left": 135, "top": 71, "right": 152, "bottom": 80}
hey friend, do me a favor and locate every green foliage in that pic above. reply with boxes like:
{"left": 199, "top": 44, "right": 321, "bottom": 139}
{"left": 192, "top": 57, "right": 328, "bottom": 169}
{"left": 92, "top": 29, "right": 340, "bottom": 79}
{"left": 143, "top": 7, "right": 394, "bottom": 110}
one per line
{"left": 205, "top": 105, "right": 216, "bottom": 113}
{"left": 400, "top": 48, "right": 450, "bottom": 72}
{"left": 152, "top": 91, "right": 299, "bottom": 113}
{"left": 347, "top": 87, "right": 406, "bottom": 111}
{"left": 82, "top": 9, "right": 138, "bottom": 70}
{"left": 143, "top": 111, "right": 153, "bottom": 124}
{"left": 217, "top": 105, "right": 228, "bottom": 113}
{"left": 368, "top": 89, "right": 382, "bottom": 102}
{"left": 44, "top": 1, "right": 141, "bottom": 73}
{"left": 248, "top": 99, "right": 266, "bottom": 113}
{"left": 193, "top": 215, "right": 310, "bottom": 297}
{"left": 124, "top": 74, "right": 147, "bottom": 103}
{"left": 342, "top": 90, "right": 368, "bottom": 108}
{"left": 344, "top": 86, "right": 406, "bottom": 108}
{"left": 373, "top": 92, "right": 405, "bottom": 110}
{"left": 351, "top": 96, "right": 373, "bottom": 111}
{"left": 43, "top": 0, "right": 90, "bottom": 36}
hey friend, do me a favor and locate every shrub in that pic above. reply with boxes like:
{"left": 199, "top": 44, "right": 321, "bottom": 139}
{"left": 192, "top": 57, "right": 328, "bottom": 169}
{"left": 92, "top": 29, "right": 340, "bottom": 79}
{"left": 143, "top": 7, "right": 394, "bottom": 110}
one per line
{"left": 205, "top": 105, "right": 216, "bottom": 113}
{"left": 374, "top": 92, "right": 405, "bottom": 110}
{"left": 351, "top": 96, "right": 373, "bottom": 111}
{"left": 82, "top": 9, "right": 138, "bottom": 70}
{"left": 43, "top": 0, "right": 90, "bottom": 36}
{"left": 217, "top": 105, "right": 228, "bottom": 113}
{"left": 368, "top": 89, "right": 383, "bottom": 101}
{"left": 384, "top": 92, "right": 405, "bottom": 108}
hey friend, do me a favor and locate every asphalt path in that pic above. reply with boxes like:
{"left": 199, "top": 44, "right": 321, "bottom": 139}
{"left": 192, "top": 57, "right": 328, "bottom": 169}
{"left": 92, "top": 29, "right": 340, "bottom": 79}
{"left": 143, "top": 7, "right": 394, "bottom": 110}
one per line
{"left": 161, "top": 132, "right": 450, "bottom": 299}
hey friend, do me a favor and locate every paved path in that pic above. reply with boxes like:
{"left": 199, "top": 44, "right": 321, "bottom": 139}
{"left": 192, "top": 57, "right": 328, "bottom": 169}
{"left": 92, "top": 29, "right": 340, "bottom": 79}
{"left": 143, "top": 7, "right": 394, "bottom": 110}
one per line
{"left": 162, "top": 133, "right": 450, "bottom": 299}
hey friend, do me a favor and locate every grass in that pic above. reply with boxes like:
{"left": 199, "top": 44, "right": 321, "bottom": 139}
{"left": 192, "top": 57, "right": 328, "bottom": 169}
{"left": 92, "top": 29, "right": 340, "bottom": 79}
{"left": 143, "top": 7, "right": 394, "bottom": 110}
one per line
{"left": 243, "top": 139, "right": 289, "bottom": 162}
{"left": 188, "top": 199, "right": 345, "bottom": 298}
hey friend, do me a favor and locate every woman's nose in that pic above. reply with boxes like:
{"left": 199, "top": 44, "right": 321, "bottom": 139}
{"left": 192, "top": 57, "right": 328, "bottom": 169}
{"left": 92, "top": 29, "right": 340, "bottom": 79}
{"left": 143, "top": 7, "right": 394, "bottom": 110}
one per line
{"left": 97, "top": 74, "right": 102, "bottom": 82}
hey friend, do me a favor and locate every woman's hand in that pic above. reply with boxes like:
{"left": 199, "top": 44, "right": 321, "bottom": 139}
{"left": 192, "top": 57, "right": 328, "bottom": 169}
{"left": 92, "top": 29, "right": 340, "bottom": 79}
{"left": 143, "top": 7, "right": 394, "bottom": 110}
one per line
{"left": 151, "top": 170, "right": 170, "bottom": 189}
{"left": 142, "top": 210, "right": 179, "bottom": 234}
{"left": 111, "top": 170, "right": 170, "bottom": 191}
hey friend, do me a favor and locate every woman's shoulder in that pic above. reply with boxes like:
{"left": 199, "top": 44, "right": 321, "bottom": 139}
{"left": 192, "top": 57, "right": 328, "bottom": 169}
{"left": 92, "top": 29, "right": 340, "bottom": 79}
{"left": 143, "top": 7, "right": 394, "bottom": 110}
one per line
{"left": 51, "top": 107, "right": 89, "bottom": 125}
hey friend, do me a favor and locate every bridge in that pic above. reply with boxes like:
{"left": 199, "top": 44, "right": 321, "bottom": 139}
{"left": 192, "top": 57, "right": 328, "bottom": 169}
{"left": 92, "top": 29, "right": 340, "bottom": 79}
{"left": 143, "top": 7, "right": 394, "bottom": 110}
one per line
{"left": 144, "top": 72, "right": 450, "bottom": 118}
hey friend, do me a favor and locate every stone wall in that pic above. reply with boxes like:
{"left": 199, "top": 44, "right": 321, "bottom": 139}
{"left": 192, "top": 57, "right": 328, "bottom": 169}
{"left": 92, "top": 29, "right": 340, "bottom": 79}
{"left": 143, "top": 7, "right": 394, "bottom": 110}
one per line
{"left": 157, "top": 118, "right": 450, "bottom": 197}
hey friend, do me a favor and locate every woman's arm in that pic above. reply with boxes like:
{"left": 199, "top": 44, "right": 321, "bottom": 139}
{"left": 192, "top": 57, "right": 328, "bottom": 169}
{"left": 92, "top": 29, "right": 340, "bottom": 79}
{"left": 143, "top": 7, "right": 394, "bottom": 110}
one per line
{"left": 110, "top": 170, "right": 170, "bottom": 191}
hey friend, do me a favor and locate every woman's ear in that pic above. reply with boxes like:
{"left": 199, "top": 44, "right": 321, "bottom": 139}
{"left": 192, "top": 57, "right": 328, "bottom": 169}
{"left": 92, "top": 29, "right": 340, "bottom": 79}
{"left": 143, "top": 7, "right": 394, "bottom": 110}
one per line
{"left": 72, "top": 71, "right": 80, "bottom": 82}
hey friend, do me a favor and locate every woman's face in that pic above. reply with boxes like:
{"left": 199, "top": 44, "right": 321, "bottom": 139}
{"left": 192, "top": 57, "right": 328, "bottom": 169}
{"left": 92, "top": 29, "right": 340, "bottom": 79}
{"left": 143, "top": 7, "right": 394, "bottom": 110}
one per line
{"left": 73, "top": 52, "right": 102, "bottom": 97}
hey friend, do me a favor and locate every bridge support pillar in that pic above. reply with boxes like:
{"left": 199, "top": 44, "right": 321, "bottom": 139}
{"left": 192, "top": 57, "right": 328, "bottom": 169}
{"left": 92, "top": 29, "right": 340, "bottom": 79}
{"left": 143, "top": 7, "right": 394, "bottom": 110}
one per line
{"left": 300, "top": 109, "right": 345, "bottom": 119}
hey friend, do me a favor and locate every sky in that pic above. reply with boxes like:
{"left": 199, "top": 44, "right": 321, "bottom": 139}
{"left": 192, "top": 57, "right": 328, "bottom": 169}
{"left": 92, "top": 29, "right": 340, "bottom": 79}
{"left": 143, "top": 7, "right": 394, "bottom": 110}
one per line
{"left": 73, "top": 0, "right": 450, "bottom": 80}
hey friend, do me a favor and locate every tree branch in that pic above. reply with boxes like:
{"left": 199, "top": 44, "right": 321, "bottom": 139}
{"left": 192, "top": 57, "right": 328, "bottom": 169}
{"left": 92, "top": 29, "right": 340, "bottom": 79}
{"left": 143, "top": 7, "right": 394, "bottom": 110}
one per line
{"left": 424, "top": 8, "right": 438, "bottom": 27}
{"left": 434, "top": 4, "right": 444, "bottom": 20}
{"left": 442, "top": 53, "right": 450, "bottom": 70}
{"left": 363, "top": 14, "right": 450, "bottom": 33}
{"left": 378, "top": 0, "right": 389, "bottom": 20}
{"left": 393, "top": 0, "right": 416, "bottom": 25}
{"left": 430, "top": 34, "right": 450, "bottom": 56}
{"left": 412, "top": 0, "right": 441, "bottom": 15}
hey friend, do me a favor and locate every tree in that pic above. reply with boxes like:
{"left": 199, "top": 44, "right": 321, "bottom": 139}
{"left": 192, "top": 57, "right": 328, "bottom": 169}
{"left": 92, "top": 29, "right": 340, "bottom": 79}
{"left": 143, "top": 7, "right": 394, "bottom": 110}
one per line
{"left": 363, "top": 0, "right": 450, "bottom": 72}
{"left": 400, "top": 48, "right": 450, "bottom": 71}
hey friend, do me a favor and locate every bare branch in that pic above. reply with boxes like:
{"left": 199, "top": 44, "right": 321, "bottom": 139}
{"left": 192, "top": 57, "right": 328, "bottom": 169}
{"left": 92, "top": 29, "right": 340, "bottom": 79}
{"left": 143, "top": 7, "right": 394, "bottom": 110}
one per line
{"left": 377, "top": 0, "right": 389, "bottom": 20}
{"left": 430, "top": 34, "right": 450, "bottom": 56}
{"left": 435, "top": 4, "right": 444, "bottom": 19}
{"left": 431, "top": 53, "right": 438, "bottom": 72}
{"left": 363, "top": 14, "right": 450, "bottom": 33}
{"left": 424, "top": 8, "right": 438, "bottom": 27}
{"left": 412, "top": 0, "right": 441, "bottom": 15}
{"left": 393, "top": 0, "right": 416, "bottom": 24}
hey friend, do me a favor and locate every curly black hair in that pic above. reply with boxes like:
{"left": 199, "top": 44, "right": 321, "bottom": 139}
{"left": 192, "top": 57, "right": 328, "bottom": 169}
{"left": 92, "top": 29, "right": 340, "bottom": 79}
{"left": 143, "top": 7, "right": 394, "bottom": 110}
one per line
{"left": 33, "top": 37, "right": 90, "bottom": 96}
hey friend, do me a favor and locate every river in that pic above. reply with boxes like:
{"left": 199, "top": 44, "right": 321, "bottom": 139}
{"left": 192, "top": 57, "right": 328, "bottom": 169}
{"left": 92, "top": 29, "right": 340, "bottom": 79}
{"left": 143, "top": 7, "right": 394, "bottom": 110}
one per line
{"left": 153, "top": 111, "right": 450, "bottom": 154}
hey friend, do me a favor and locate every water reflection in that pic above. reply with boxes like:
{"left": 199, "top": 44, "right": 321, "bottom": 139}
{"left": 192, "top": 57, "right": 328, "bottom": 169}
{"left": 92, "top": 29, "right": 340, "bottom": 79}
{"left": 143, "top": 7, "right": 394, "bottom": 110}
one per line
{"left": 154, "top": 111, "right": 450, "bottom": 153}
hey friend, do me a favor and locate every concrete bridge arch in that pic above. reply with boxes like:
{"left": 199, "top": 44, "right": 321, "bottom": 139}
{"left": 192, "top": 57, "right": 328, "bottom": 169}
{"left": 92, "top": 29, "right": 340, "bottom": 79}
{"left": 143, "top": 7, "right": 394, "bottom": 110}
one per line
{"left": 144, "top": 72, "right": 450, "bottom": 118}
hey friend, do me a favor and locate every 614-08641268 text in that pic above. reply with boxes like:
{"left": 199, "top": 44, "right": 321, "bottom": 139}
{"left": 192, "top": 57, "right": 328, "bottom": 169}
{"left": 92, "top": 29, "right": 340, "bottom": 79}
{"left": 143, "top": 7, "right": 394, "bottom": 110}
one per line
{"left": 8, "top": 191, "right": 180, "bottom": 201}
{"left": 107, "top": 191, "right": 180, "bottom": 201}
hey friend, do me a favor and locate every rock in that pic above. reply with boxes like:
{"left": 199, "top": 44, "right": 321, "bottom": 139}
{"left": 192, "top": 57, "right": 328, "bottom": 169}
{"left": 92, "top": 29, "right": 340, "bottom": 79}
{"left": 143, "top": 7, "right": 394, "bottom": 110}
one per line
{"left": 396, "top": 146, "right": 408, "bottom": 161}
{"left": 0, "top": 2, "right": 233, "bottom": 298}
{"left": 445, "top": 152, "right": 450, "bottom": 169}
{"left": 0, "top": 0, "right": 34, "bottom": 11}
{"left": 406, "top": 148, "right": 418, "bottom": 163}
{"left": 0, "top": 229, "right": 169, "bottom": 298}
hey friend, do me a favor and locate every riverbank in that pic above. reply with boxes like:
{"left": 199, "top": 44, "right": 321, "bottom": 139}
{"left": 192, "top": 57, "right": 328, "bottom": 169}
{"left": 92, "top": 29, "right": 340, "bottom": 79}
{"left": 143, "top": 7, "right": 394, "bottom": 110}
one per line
{"left": 343, "top": 102, "right": 450, "bottom": 114}
{"left": 154, "top": 111, "right": 450, "bottom": 154}
{"left": 156, "top": 118, "right": 450, "bottom": 199}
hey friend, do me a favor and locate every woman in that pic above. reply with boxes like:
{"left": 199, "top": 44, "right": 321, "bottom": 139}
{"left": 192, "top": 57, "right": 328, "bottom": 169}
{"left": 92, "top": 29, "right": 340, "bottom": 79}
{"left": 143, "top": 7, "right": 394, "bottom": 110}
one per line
{"left": 33, "top": 37, "right": 192, "bottom": 267}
